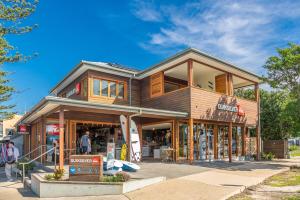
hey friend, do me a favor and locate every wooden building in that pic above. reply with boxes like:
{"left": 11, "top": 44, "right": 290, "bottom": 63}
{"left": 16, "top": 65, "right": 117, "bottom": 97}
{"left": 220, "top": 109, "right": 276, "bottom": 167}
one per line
{"left": 19, "top": 48, "right": 262, "bottom": 168}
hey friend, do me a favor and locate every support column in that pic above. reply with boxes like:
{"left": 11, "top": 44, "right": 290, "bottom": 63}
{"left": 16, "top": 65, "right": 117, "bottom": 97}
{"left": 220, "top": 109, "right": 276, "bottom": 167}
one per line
{"left": 228, "top": 122, "right": 232, "bottom": 162}
{"left": 59, "top": 108, "right": 64, "bottom": 170}
{"left": 188, "top": 59, "right": 193, "bottom": 87}
{"left": 213, "top": 125, "right": 218, "bottom": 159}
{"left": 175, "top": 120, "right": 179, "bottom": 162}
{"left": 255, "top": 83, "right": 261, "bottom": 160}
{"left": 242, "top": 126, "right": 246, "bottom": 156}
{"left": 188, "top": 118, "right": 194, "bottom": 164}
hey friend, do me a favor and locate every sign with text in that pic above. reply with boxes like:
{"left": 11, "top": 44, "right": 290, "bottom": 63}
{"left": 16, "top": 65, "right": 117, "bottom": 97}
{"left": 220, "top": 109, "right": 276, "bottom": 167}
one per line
{"left": 217, "top": 103, "right": 238, "bottom": 112}
{"left": 18, "top": 124, "right": 30, "bottom": 134}
{"left": 69, "top": 155, "right": 103, "bottom": 181}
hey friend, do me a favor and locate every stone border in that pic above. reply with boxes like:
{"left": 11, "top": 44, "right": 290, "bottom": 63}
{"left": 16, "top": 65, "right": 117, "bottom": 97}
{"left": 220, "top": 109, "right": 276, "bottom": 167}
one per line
{"left": 31, "top": 173, "right": 166, "bottom": 198}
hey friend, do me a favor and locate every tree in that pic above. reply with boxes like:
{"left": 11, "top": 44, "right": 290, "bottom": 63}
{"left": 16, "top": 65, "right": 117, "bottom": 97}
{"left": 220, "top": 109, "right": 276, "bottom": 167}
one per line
{"left": 0, "top": 0, "right": 38, "bottom": 119}
{"left": 264, "top": 43, "right": 300, "bottom": 98}
{"left": 235, "top": 89, "right": 296, "bottom": 140}
{"left": 264, "top": 43, "right": 300, "bottom": 138}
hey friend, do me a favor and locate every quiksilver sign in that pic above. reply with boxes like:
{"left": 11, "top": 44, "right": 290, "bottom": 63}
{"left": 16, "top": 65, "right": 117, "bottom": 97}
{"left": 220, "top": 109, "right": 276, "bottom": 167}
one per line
{"left": 217, "top": 103, "right": 238, "bottom": 113}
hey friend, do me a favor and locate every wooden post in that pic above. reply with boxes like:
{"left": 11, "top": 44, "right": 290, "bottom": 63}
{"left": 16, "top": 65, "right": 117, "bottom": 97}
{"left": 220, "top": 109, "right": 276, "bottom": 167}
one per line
{"left": 188, "top": 118, "right": 194, "bottom": 164}
{"left": 59, "top": 108, "right": 64, "bottom": 170}
{"left": 213, "top": 125, "right": 218, "bottom": 159}
{"left": 188, "top": 60, "right": 193, "bottom": 87}
{"left": 242, "top": 126, "right": 246, "bottom": 156}
{"left": 227, "top": 73, "right": 234, "bottom": 96}
{"left": 175, "top": 120, "right": 179, "bottom": 162}
{"left": 228, "top": 122, "right": 232, "bottom": 162}
{"left": 255, "top": 83, "right": 261, "bottom": 160}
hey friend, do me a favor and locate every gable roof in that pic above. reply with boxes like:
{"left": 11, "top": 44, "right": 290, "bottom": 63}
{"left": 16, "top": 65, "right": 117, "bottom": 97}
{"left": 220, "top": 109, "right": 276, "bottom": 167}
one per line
{"left": 50, "top": 48, "right": 262, "bottom": 95}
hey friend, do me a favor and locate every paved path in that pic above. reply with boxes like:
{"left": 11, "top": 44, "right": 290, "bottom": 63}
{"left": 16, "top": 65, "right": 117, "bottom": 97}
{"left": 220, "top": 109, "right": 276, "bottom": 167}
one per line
{"left": 0, "top": 158, "right": 298, "bottom": 200}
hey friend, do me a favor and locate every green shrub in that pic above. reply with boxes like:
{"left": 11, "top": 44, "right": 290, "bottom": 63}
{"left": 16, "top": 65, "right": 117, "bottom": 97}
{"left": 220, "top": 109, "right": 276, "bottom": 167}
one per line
{"left": 17, "top": 159, "right": 36, "bottom": 173}
{"left": 44, "top": 174, "right": 53, "bottom": 181}
{"left": 116, "top": 172, "right": 130, "bottom": 182}
{"left": 262, "top": 152, "right": 275, "bottom": 160}
{"left": 289, "top": 145, "right": 299, "bottom": 151}
{"left": 100, "top": 172, "right": 130, "bottom": 182}
{"left": 53, "top": 169, "right": 65, "bottom": 180}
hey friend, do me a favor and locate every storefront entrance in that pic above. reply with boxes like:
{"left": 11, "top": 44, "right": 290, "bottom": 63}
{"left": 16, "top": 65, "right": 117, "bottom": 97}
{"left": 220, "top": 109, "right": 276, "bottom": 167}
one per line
{"left": 142, "top": 123, "right": 173, "bottom": 160}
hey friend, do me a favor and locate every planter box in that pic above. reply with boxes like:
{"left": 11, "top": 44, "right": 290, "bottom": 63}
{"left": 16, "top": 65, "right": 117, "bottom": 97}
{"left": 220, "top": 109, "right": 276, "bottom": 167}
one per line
{"left": 31, "top": 173, "right": 165, "bottom": 198}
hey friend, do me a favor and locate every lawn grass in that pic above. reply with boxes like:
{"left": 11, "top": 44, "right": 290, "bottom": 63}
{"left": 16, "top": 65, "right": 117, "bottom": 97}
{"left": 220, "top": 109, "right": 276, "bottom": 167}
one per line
{"left": 281, "top": 194, "right": 300, "bottom": 200}
{"left": 265, "top": 169, "right": 300, "bottom": 187}
{"left": 290, "top": 146, "right": 300, "bottom": 157}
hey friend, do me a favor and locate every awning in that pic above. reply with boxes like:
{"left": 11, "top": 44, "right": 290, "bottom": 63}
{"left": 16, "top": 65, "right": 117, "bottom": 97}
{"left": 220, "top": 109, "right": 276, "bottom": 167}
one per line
{"left": 20, "top": 96, "right": 188, "bottom": 124}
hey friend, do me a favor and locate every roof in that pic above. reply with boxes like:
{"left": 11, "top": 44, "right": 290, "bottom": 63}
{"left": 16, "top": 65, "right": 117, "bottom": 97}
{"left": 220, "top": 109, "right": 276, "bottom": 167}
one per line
{"left": 19, "top": 96, "right": 188, "bottom": 124}
{"left": 50, "top": 48, "right": 262, "bottom": 95}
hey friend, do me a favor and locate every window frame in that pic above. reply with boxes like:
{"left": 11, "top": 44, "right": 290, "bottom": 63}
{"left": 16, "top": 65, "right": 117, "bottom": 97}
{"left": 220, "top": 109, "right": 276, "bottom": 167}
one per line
{"left": 90, "top": 77, "right": 127, "bottom": 100}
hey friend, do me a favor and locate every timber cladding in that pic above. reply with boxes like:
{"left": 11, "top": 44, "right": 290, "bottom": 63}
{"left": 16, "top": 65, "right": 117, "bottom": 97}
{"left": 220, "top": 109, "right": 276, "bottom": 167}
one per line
{"left": 141, "top": 87, "right": 191, "bottom": 112}
{"left": 190, "top": 87, "right": 258, "bottom": 125}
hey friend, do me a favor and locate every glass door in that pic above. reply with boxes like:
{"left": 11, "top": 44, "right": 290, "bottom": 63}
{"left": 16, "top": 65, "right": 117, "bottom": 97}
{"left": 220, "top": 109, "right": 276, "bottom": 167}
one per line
{"left": 179, "top": 123, "right": 188, "bottom": 159}
{"left": 218, "top": 126, "right": 228, "bottom": 159}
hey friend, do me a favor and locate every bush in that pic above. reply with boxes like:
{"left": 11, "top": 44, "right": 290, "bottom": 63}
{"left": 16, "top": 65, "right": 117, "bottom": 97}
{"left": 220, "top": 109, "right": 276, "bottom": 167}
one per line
{"left": 17, "top": 159, "right": 36, "bottom": 173}
{"left": 100, "top": 172, "right": 130, "bottom": 182}
{"left": 262, "top": 152, "right": 275, "bottom": 160}
{"left": 44, "top": 174, "right": 53, "bottom": 181}
{"left": 53, "top": 169, "right": 65, "bottom": 180}
{"left": 116, "top": 171, "right": 130, "bottom": 182}
{"left": 289, "top": 145, "right": 299, "bottom": 151}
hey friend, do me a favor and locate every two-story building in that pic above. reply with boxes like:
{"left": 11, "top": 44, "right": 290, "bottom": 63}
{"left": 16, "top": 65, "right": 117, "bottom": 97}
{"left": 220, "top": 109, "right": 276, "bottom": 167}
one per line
{"left": 19, "top": 48, "right": 262, "bottom": 167}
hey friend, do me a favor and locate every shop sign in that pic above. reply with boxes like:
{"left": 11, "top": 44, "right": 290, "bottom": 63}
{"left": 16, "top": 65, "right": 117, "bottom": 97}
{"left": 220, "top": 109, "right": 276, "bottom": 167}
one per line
{"left": 237, "top": 104, "right": 245, "bottom": 116}
{"left": 217, "top": 103, "right": 238, "bottom": 113}
{"left": 69, "top": 155, "right": 103, "bottom": 181}
{"left": 46, "top": 124, "right": 59, "bottom": 135}
{"left": 66, "top": 83, "right": 81, "bottom": 98}
{"left": 18, "top": 124, "right": 29, "bottom": 134}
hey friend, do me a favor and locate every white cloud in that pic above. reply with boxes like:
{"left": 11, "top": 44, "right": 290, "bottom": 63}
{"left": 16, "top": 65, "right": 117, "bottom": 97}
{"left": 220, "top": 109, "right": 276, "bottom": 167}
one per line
{"left": 131, "top": 0, "right": 300, "bottom": 75}
{"left": 131, "top": 1, "right": 162, "bottom": 22}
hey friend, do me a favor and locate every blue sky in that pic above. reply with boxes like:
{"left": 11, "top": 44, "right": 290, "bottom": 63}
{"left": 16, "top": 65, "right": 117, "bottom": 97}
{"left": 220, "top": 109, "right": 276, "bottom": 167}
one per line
{"left": 3, "top": 0, "right": 300, "bottom": 114}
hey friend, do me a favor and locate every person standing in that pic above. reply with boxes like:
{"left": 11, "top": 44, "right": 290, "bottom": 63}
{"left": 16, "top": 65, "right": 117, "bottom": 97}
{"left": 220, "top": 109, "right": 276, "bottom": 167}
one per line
{"left": 80, "top": 131, "right": 90, "bottom": 155}
{"left": 5, "top": 141, "right": 19, "bottom": 182}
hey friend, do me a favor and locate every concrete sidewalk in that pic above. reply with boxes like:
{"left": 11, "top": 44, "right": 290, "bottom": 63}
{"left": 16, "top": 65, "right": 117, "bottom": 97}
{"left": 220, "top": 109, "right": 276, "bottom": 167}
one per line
{"left": 125, "top": 159, "right": 299, "bottom": 200}
{"left": 0, "top": 158, "right": 298, "bottom": 200}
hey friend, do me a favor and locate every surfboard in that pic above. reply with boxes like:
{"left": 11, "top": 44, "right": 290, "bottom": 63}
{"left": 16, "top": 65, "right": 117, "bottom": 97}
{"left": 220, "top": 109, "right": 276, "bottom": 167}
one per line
{"left": 120, "top": 160, "right": 140, "bottom": 172}
{"left": 120, "top": 115, "right": 127, "bottom": 143}
{"left": 130, "top": 119, "right": 141, "bottom": 162}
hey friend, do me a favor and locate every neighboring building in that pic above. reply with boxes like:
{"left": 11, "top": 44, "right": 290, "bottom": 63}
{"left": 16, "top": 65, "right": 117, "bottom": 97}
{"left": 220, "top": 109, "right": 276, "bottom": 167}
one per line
{"left": 0, "top": 114, "right": 23, "bottom": 141}
{"left": 19, "top": 48, "right": 262, "bottom": 163}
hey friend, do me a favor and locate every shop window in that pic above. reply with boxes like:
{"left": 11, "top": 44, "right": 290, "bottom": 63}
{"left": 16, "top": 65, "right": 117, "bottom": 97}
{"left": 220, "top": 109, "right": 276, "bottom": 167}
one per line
{"left": 93, "top": 79, "right": 100, "bottom": 96}
{"left": 118, "top": 83, "right": 124, "bottom": 99}
{"left": 92, "top": 78, "right": 126, "bottom": 99}
{"left": 82, "top": 78, "right": 88, "bottom": 97}
{"left": 110, "top": 82, "right": 116, "bottom": 98}
{"left": 101, "top": 80, "right": 109, "bottom": 97}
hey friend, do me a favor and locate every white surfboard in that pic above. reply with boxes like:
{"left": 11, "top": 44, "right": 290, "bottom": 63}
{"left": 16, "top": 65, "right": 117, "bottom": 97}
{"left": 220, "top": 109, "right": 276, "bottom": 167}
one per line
{"left": 120, "top": 115, "right": 127, "bottom": 143}
{"left": 130, "top": 119, "right": 141, "bottom": 162}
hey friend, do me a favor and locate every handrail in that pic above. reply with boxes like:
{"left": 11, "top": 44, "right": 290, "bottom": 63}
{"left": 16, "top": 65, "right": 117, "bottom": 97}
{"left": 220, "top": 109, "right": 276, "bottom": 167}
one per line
{"left": 19, "top": 147, "right": 55, "bottom": 184}
{"left": 19, "top": 144, "right": 48, "bottom": 160}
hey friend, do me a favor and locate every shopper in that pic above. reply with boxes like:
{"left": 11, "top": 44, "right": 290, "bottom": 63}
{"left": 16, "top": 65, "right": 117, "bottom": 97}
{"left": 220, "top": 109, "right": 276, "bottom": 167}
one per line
{"left": 80, "top": 131, "right": 90, "bottom": 154}
{"left": 5, "top": 141, "right": 19, "bottom": 182}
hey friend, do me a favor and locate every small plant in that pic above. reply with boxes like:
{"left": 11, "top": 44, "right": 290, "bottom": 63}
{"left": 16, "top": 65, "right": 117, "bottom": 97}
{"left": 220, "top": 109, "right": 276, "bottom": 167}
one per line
{"left": 100, "top": 172, "right": 130, "bottom": 182}
{"left": 53, "top": 169, "right": 65, "bottom": 180}
{"left": 262, "top": 152, "right": 275, "bottom": 160}
{"left": 289, "top": 145, "right": 299, "bottom": 152}
{"left": 44, "top": 174, "right": 53, "bottom": 181}
{"left": 17, "top": 159, "right": 36, "bottom": 173}
{"left": 115, "top": 171, "right": 130, "bottom": 182}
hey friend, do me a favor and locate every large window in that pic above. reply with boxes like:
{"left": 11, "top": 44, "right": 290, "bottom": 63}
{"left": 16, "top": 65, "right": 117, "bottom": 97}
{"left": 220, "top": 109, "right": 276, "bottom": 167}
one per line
{"left": 92, "top": 78, "right": 125, "bottom": 99}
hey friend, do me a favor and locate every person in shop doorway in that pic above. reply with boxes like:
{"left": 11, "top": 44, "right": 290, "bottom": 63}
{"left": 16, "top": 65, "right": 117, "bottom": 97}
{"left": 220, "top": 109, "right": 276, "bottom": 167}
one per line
{"left": 52, "top": 140, "right": 59, "bottom": 163}
{"left": 5, "top": 141, "right": 19, "bottom": 182}
{"left": 80, "top": 131, "right": 91, "bottom": 155}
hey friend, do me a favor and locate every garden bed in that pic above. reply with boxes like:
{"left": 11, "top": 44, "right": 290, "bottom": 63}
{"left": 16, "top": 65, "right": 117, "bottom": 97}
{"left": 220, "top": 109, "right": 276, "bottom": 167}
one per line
{"left": 31, "top": 173, "right": 166, "bottom": 198}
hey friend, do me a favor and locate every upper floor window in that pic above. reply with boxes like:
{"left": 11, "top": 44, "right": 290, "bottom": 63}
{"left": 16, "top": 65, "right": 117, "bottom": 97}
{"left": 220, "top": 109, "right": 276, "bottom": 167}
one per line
{"left": 92, "top": 78, "right": 125, "bottom": 99}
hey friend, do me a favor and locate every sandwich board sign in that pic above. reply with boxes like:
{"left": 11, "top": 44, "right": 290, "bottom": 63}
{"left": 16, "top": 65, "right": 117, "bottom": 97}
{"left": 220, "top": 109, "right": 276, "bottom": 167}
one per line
{"left": 69, "top": 155, "right": 103, "bottom": 181}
